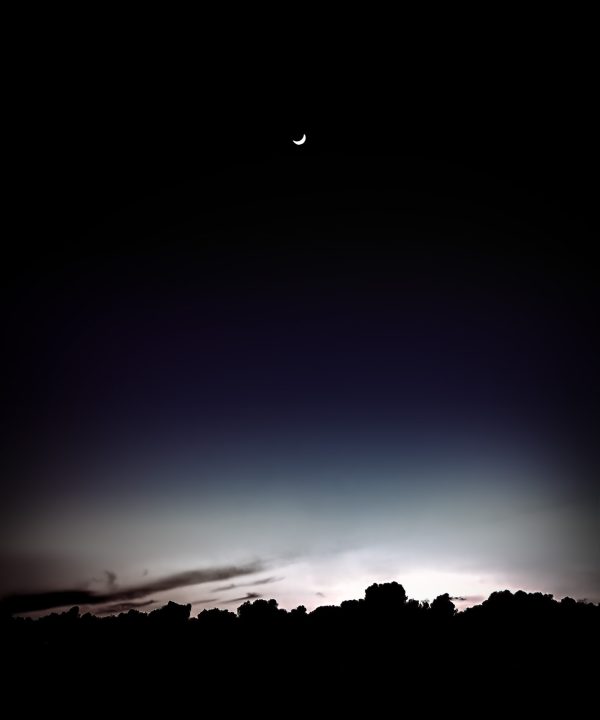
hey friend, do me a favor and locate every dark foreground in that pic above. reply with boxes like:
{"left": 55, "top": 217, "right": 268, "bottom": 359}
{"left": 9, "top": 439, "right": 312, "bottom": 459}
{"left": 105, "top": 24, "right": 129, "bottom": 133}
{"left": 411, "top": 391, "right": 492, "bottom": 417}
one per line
{"left": 2, "top": 583, "right": 598, "bottom": 709}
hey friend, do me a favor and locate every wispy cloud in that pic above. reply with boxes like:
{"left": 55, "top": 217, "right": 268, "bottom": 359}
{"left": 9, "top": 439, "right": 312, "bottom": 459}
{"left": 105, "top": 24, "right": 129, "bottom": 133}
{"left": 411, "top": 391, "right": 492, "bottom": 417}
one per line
{"left": 212, "top": 576, "right": 283, "bottom": 593}
{"left": 224, "top": 592, "right": 262, "bottom": 604}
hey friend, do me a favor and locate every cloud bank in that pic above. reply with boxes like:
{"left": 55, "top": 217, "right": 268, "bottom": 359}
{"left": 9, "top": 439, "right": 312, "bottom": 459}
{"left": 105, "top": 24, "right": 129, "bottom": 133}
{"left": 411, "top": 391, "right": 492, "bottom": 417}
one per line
{"left": 0, "top": 561, "right": 265, "bottom": 615}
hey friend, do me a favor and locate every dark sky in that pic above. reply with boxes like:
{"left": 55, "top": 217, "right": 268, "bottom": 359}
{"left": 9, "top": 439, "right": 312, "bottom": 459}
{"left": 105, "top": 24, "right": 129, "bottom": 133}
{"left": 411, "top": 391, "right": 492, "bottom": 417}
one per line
{"left": 2, "top": 47, "right": 598, "bottom": 614}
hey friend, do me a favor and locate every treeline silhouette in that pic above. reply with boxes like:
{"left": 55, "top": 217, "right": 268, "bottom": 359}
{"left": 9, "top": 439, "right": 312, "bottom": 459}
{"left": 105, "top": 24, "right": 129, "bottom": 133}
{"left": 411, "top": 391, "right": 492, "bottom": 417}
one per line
{"left": 4, "top": 582, "right": 598, "bottom": 657}
{"left": 3, "top": 583, "right": 598, "bottom": 707}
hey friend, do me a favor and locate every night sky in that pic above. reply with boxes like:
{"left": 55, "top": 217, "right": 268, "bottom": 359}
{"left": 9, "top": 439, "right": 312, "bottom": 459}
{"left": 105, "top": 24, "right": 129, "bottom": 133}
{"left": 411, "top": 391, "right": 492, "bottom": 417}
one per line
{"left": 2, "top": 55, "right": 598, "bottom": 615}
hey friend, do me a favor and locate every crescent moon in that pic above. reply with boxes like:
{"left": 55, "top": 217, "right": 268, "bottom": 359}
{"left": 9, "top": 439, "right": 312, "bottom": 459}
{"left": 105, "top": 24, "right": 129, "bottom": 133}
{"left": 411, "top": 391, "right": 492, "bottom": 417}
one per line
{"left": 293, "top": 134, "right": 306, "bottom": 145}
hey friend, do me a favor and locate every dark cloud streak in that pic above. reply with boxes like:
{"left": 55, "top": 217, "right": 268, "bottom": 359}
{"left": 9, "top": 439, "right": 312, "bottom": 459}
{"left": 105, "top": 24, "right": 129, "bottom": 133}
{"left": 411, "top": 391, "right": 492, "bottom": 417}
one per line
{"left": 212, "top": 576, "right": 283, "bottom": 593}
{"left": 224, "top": 592, "right": 262, "bottom": 604}
{"left": 95, "top": 599, "right": 156, "bottom": 615}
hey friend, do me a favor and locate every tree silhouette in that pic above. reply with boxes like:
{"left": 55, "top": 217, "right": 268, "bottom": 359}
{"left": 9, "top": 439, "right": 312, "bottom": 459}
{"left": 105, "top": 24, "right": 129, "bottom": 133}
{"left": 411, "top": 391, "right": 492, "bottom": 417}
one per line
{"left": 430, "top": 593, "right": 456, "bottom": 618}
{"left": 364, "top": 581, "right": 407, "bottom": 609}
